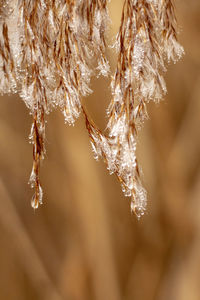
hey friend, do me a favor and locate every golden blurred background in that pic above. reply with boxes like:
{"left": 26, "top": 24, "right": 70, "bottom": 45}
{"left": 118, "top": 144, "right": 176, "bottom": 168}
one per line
{"left": 0, "top": 1, "right": 200, "bottom": 299}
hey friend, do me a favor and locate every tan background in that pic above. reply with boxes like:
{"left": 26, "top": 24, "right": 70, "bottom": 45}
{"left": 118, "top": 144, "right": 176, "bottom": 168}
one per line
{"left": 0, "top": 1, "right": 200, "bottom": 299}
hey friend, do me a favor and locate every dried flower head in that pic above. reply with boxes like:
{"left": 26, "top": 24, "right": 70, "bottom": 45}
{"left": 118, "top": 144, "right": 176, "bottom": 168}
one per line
{"left": 0, "top": 0, "right": 183, "bottom": 217}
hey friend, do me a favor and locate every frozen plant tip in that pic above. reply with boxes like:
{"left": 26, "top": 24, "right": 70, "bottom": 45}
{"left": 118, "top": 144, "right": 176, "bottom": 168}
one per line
{"left": 0, "top": 0, "right": 184, "bottom": 217}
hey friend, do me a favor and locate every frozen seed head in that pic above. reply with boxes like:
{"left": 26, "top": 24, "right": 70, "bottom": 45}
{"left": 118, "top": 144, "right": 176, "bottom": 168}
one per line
{"left": 0, "top": 0, "right": 183, "bottom": 217}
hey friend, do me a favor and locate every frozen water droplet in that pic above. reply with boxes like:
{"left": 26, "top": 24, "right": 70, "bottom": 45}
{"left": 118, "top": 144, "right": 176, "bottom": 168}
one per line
{"left": 31, "top": 196, "right": 39, "bottom": 209}
{"left": 131, "top": 202, "right": 145, "bottom": 220}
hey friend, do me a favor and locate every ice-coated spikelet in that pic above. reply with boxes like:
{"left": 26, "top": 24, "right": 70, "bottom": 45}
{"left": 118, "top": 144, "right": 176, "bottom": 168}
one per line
{"left": 16, "top": 0, "right": 110, "bottom": 208}
{"left": 0, "top": 0, "right": 111, "bottom": 210}
{"left": 106, "top": 0, "right": 183, "bottom": 216}
{"left": 18, "top": 0, "right": 109, "bottom": 115}
{"left": 158, "top": 0, "right": 184, "bottom": 63}
{"left": 105, "top": 0, "right": 156, "bottom": 216}
{"left": 16, "top": 1, "right": 77, "bottom": 206}
{"left": 83, "top": 101, "right": 147, "bottom": 219}
{"left": 29, "top": 110, "right": 45, "bottom": 209}
{"left": 84, "top": 0, "right": 183, "bottom": 218}
{"left": 75, "top": 0, "right": 110, "bottom": 77}
{"left": 0, "top": 1, "right": 17, "bottom": 95}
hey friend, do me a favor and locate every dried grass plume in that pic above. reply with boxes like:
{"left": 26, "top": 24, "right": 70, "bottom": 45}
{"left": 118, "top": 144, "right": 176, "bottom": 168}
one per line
{"left": 0, "top": 0, "right": 184, "bottom": 218}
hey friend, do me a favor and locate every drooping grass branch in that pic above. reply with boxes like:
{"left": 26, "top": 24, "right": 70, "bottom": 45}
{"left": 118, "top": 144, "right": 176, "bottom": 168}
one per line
{"left": 0, "top": 0, "right": 183, "bottom": 217}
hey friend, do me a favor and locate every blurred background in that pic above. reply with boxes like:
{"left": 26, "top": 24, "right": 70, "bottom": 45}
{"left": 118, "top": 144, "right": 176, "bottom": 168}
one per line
{"left": 0, "top": 1, "right": 200, "bottom": 299}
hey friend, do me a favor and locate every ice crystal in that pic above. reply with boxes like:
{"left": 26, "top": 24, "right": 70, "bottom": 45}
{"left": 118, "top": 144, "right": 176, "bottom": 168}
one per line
{"left": 0, "top": 0, "right": 183, "bottom": 218}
